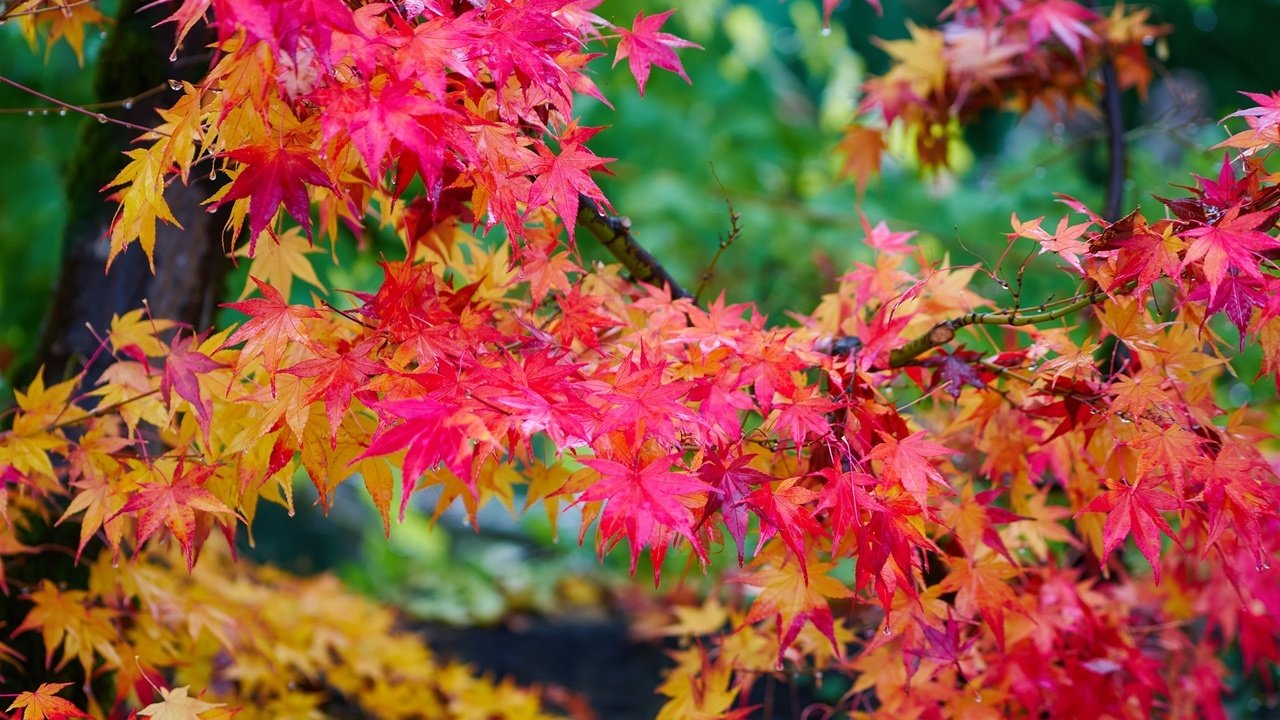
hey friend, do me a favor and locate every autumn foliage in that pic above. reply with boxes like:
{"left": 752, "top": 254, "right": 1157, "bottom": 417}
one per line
{"left": 2, "top": 0, "right": 1279, "bottom": 718}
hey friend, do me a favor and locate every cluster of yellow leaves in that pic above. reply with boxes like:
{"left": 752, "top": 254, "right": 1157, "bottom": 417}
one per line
{"left": 9, "top": 0, "right": 109, "bottom": 65}
{"left": 10, "top": 544, "right": 561, "bottom": 719}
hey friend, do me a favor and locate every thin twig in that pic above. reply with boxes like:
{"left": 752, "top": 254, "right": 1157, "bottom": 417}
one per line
{"left": 0, "top": 81, "right": 166, "bottom": 115}
{"left": 694, "top": 181, "right": 741, "bottom": 304}
{"left": 887, "top": 285, "right": 1126, "bottom": 367}
{"left": 575, "top": 194, "right": 691, "bottom": 300}
{"left": 0, "top": 74, "right": 167, "bottom": 136}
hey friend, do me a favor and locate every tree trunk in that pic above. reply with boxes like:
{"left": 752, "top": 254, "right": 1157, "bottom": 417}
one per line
{"left": 34, "top": 0, "right": 229, "bottom": 383}
{"left": 6, "top": 0, "right": 228, "bottom": 694}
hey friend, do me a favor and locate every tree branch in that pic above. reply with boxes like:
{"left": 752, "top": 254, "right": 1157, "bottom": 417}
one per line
{"left": 887, "top": 288, "right": 1110, "bottom": 367}
{"left": 576, "top": 195, "right": 692, "bottom": 300}
{"left": 1092, "top": 1, "right": 1126, "bottom": 221}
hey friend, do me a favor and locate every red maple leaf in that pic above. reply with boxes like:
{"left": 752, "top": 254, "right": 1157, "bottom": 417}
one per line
{"left": 110, "top": 459, "right": 236, "bottom": 571}
{"left": 868, "top": 431, "right": 956, "bottom": 510}
{"left": 579, "top": 451, "right": 712, "bottom": 579}
{"left": 1081, "top": 475, "right": 1179, "bottom": 582}
{"left": 1012, "top": 0, "right": 1099, "bottom": 61}
{"left": 282, "top": 337, "right": 386, "bottom": 442}
{"left": 745, "top": 478, "right": 824, "bottom": 581}
{"left": 1181, "top": 205, "right": 1280, "bottom": 300}
{"left": 696, "top": 452, "right": 771, "bottom": 565}
{"left": 361, "top": 396, "right": 487, "bottom": 521}
{"left": 160, "top": 331, "right": 223, "bottom": 437}
{"left": 612, "top": 10, "right": 701, "bottom": 96}
{"left": 211, "top": 144, "right": 333, "bottom": 249}
{"left": 221, "top": 277, "right": 323, "bottom": 382}
{"left": 523, "top": 123, "right": 613, "bottom": 241}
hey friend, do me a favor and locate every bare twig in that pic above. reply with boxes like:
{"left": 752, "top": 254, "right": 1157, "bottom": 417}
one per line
{"left": 694, "top": 186, "right": 741, "bottom": 304}
{"left": 0, "top": 74, "right": 167, "bottom": 136}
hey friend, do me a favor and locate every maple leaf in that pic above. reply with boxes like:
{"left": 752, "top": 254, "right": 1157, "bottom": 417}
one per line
{"left": 234, "top": 225, "right": 325, "bottom": 301}
{"left": 1081, "top": 475, "right": 1179, "bottom": 582}
{"left": 579, "top": 451, "right": 712, "bottom": 579}
{"left": 221, "top": 277, "right": 323, "bottom": 381}
{"left": 6, "top": 682, "right": 90, "bottom": 720}
{"left": 745, "top": 479, "right": 824, "bottom": 581}
{"left": 815, "top": 467, "right": 884, "bottom": 548}
{"left": 210, "top": 144, "right": 333, "bottom": 249}
{"left": 1012, "top": 0, "right": 1099, "bottom": 60}
{"left": 697, "top": 452, "right": 772, "bottom": 565}
{"left": 283, "top": 337, "right": 385, "bottom": 441}
{"left": 836, "top": 125, "right": 885, "bottom": 193}
{"left": 103, "top": 142, "right": 181, "bottom": 270}
{"left": 741, "top": 552, "right": 851, "bottom": 664}
{"left": 360, "top": 397, "right": 489, "bottom": 521}
{"left": 1180, "top": 206, "right": 1280, "bottom": 300}
{"left": 137, "top": 686, "right": 224, "bottom": 720}
{"left": 160, "top": 332, "right": 223, "bottom": 437}
{"left": 523, "top": 123, "right": 613, "bottom": 242}
{"left": 921, "top": 348, "right": 988, "bottom": 398}
{"left": 613, "top": 10, "right": 701, "bottom": 96}
{"left": 110, "top": 459, "right": 237, "bottom": 570}
{"left": 868, "top": 431, "right": 956, "bottom": 510}
{"left": 1186, "top": 273, "right": 1266, "bottom": 346}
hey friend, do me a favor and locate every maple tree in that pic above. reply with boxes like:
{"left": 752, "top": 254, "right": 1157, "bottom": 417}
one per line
{"left": 1, "top": 0, "right": 1279, "bottom": 718}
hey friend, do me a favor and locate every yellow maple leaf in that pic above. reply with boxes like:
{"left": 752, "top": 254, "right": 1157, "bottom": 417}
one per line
{"left": 234, "top": 226, "right": 325, "bottom": 301}
{"left": 104, "top": 142, "right": 182, "bottom": 270}
{"left": 138, "top": 686, "right": 224, "bottom": 720}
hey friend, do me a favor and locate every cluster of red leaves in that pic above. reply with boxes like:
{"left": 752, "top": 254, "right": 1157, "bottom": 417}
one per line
{"left": 2, "top": 1, "right": 1280, "bottom": 719}
{"left": 838, "top": 0, "right": 1168, "bottom": 185}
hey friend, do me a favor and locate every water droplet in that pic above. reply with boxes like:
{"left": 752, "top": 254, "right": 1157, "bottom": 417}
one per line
{"left": 99, "top": 30, "right": 107, "bottom": 39}
{"left": 58, "top": 109, "right": 66, "bottom": 117}
{"left": 111, "top": 558, "right": 119, "bottom": 568}
{"left": 882, "top": 625, "right": 891, "bottom": 636}
{"left": 775, "top": 660, "right": 784, "bottom": 672}
{"left": 168, "top": 79, "right": 183, "bottom": 91}
{"left": 974, "top": 691, "right": 983, "bottom": 703}
{"left": 96, "top": 113, "right": 107, "bottom": 123}
{"left": 1257, "top": 559, "right": 1272, "bottom": 572}
{"left": 287, "top": 508, "right": 295, "bottom": 517}
{"left": 169, "top": 49, "right": 179, "bottom": 62}
{"left": 1033, "top": 166, "right": 1046, "bottom": 179}
{"left": 1142, "top": 35, "right": 1155, "bottom": 46}
{"left": 814, "top": 671, "right": 823, "bottom": 688}
{"left": 210, "top": 168, "right": 217, "bottom": 181}
{"left": 820, "top": 26, "right": 832, "bottom": 37}
{"left": 40, "top": 109, "right": 48, "bottom": 116}
{"left": 25, "top": 110, "right": 33, "bottom": 117}
{"left": 552, "top": 536, "right": 560, "bottom": 544}
{"left": 122, "top": 99, "right": 134, "bottom": 110}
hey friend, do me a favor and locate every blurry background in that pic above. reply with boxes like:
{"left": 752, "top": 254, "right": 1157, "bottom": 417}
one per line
{"left": 3, "top": 0, "right": 1278, "bottom": 715}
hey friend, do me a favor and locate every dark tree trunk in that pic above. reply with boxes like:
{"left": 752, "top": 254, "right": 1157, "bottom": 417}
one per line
{"left": 4, "top": 0, "right": 228, "bottom": 695}
{"left": 35, "top": 0, "right": 229, "bottom": 383}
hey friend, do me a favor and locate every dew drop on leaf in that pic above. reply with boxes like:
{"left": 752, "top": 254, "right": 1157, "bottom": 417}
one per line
{"left": 58, "top": 109, "right": 66, "bottom": 117}
{"left": 25, "top": 110, "right": 33, "bottom": 117}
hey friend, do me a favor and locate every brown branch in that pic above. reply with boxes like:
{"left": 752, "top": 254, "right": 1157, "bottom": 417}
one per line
{"left": 887, "top": 288, "right": 1112, "bottom": 367}
{"left": 576, "top": 195, "right": 691, "bottom": 300}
